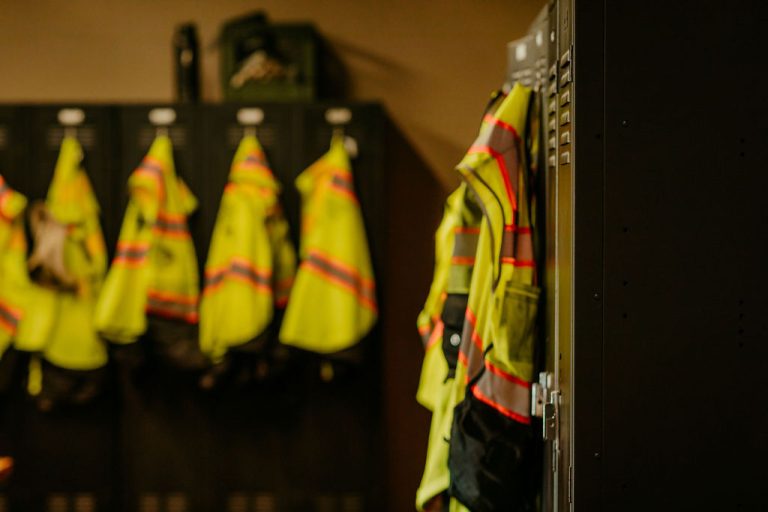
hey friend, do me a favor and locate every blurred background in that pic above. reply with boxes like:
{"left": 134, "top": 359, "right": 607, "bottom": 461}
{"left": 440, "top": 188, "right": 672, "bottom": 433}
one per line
{"left": 0, "top": 1, "right": 542, "bottom": 511}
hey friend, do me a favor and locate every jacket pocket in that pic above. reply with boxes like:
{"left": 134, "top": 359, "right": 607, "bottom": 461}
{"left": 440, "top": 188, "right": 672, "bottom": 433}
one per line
{"left": 493, "top": 282, "right": 540, "bottom": 368}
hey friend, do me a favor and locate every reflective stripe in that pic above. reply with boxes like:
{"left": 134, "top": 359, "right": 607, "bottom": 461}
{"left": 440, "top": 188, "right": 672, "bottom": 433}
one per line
{"left": 471, "top": 383, "right": 531, "bottom": 425}
{"left": 0, "top": 300, "right": 21, "bottom": 333}
{"left": 473, "top": 366, "right": 531, "bottom": 425}
{"left": 204, "top": 259, "right": 272, "bottom": 294}
{"left": 453, "top": 232, "right": 479, "bottom": 259}
{"left": 459, "top": 308, "right": 484, "bottom": 378}
{"left": 482, "top": 114, "right": 521, "bottom": 142}
{"left": 147, "top": 289, "right": 198, "bottom": 323}
{"left": 329, "top": 174, "right": 358, "bottom": 203}
{"left": 469, "top": 145, "right": 518, "bottom": 213}
{"left": 153, "top": 212, "right": 191, "bottom": 239}
{"left": 425, "top": 320, "right": 444, "bottom": 350}
{"left": 304, "top": 250, "right": 377, "bottom": 312}
{"left": 115, "top": 242, "right": 149, "bottom": 263}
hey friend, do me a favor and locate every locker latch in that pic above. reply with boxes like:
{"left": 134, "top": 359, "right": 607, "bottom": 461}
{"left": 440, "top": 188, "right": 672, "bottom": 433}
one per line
{"left": 543, "top": 390, "right": 560, "bottom": 441}
{"left": 532, "top": 372, "right": 559, "bottom": 441}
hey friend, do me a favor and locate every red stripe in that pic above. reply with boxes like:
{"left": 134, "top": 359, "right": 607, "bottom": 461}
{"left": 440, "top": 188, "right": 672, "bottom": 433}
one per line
{"left": 157, "top": 211, "right": 186, "bottom": 223}
{"left": 329, "top": 183, "right": 359, "bottom": 204}
{"left": 0, "top": 316, "right": 16, "bottom": 334}
{"left": 425, "top": 321, "right": 444, "bottom": 350}
{"left": 146, "top": 306, "right": 198, "bottom": 324}
{"left": 152, "top": 227, "right": 191, "bottom": 239}
{"left": 454, "top": 226, "right": 481, "bottom": 234}
{"left": 469, "top": 145, "right": 518, "bottom": 212}
{"left": 226, "top": 272, "right": 272, "bottom": 293}
{"left": 484, "top": 360, "right": 531, "bottom": 389}
{"left": 501, "top": 257, "right": 536, "bottom": 268}
{"left": 465, "top": 307, "right": 478, "bottom": 328}
{"left": 302, "top": 262, "right": 378, "bottom": 313}
{"left": 471, "top": 386, "right": 531, "bottom": 425}
{"left": 483, "top": 114, "right": 521, "bottom": 141}
{"left": 0, "top": 300, "right": 22, "bottom": 320}
{"left": 147, "top": 290, "right": 197, "bottom": 306}
{"left": 504, "top": 225, "right": 532, "bottom": 234}
{"left": 117, "top": 241, "right": 150, "bottom": 251}
{"left": 451, "top": 256, "right": 476, "bottom": 265}
{"left": 309, "top": 250, "right": 375, "bottom": 291}
{"left": 275, "top": 297, "right": 289, "bottom": 308}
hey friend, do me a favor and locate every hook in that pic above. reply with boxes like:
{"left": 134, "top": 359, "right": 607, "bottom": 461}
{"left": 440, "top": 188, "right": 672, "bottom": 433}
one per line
{"left": 237, "top": 108, "right": 264, "bottom": 138}
{"left": 58, "top": 108, "right": 85, "bottom": 140}
{"left": 325, "top": 108, "right": 357, "bottom": 158}
{"left": 148, "top": 108, "right": 176, "bottom": 138}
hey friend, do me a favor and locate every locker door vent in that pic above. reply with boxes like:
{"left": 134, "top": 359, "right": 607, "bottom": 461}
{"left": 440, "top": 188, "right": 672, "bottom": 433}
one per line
{"left": 47, "top": 493, "right": 69, "bottom": 512}
{"left": 227, "top": 492, "right": 277, "bottom": 512}
{"left": 47, "top": 126, "right": 98, "bottom": 149}
{"left": 314, "top": 493, "right": 364, "bottom": 512}
{"left": 226, "top": 125, "right": 278, "bottom": 148}
{"left": 138, "top": 126, "right": 188, "bottom": 148}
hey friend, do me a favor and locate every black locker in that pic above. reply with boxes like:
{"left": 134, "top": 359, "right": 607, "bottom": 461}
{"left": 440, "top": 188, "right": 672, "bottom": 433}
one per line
{"left": 0, "top": 105, "right": 121, "bottom": 512}
{"left": 0, "top": 103, "right": 388, "bottom": 512}
{"left": 537, "top": 1, "right": 768, "bottom": 510}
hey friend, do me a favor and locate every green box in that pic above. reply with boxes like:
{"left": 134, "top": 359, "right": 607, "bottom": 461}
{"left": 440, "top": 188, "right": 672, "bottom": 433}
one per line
{"left": 220, "top": 13, "right": 318, "bottom": 102}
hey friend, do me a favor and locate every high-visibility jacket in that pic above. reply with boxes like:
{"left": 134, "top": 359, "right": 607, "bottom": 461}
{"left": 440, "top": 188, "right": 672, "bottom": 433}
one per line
{"left": 447, "top": 82, "right": 540, "bottom": 511}
{"left": 279, "top": 134, "right": 377, "bottom": 354}
{"left": 37, "top": 136, "right": 108, "bottom": 371}
{"left": 416, "top": 184, "right": 483, "bottom": 511}
{"left": 95, "top": 135, "right": 199, "bottom": 344}
{"left": 200, "top": 134, "right": 296, "bottom": 362}
{"left": 0, "top": 175, "right": 28, "bottom": 356}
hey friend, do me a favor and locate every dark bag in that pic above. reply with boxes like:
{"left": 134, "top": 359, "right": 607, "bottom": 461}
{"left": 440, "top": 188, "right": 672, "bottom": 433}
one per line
{"left": 448, "top": 388, "right": 538, "bottom": 512}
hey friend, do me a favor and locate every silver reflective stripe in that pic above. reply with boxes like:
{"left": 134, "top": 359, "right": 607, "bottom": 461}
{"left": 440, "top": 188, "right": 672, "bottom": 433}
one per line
{"left": 453, "top": 232, "right": 479, "bottom": 259}
{"left": 305, "top": 253, "right": 376, "bottom": 305}
{"left": 0, "top": 304, "right": 19, "bottom": 328}
{"left": 475, "top": 367, "right": 531, "bottom": 424}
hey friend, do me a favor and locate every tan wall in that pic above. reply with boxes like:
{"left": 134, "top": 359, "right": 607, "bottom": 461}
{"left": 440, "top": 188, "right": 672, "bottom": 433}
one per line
{"left": 0, "top": 0, "right": 542, "bottom": 187}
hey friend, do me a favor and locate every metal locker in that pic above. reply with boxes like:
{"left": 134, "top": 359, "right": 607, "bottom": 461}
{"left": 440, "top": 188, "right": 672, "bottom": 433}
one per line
{"left": 538, "top": 0, "right": 768, "bottom": 510}
{"left": 3, "top": 105, "right": 121, "bottom": 512}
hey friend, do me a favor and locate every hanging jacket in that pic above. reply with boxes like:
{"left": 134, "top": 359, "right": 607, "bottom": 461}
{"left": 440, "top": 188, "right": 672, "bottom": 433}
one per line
{"left": 95, "top": 135, "right": 200, "bottom": 357}
{"left": 279, "top": 134, "right": 377, "bottom": 354}
{"left": 33, "top": 136, "right": 108, "bottom": 372}
{"left": 199, "top": 134, "right": 296, "bottom": 363}
{"left": 0, "top": 175, "right": 28, "bottom": 356}
{"left": 445, "top": 82, "right": 540, "bottom": 512}
{"left": 416, "top": 184, "right": 483, "bottom": 511}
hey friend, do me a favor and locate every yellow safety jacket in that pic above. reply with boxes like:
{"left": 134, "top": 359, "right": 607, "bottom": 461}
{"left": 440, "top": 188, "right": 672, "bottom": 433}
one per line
{"left": 199, "top": 134, "right": 296, "bottom": 362}
{"left": 279, "top": 134, "right": 377, "bottom": 354}
{"left": 416, "top": 184, "right": 483, "bottom": 511}
{"left": 95, "top": 135, "right": 199, "bottom": 344}
{"left": 0, "top": 175, "right": 28, "bottom": 356}
{"left": 38, "top": 137, "right": 108, "bottom": 370}
{"left": 447, "top": 82, "right": 539, "bottom": 511}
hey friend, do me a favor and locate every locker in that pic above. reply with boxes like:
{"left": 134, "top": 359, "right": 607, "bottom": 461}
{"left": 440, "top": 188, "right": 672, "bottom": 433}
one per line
{"left": 525, "top": 1, "right": 768, "bottom": 510}
{"left": 0, "top": 103, "right": 388, "bottom": 512}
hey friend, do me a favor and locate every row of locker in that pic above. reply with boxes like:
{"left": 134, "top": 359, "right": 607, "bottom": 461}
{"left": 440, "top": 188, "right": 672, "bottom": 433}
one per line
{"left": 0, "top": 103, "right": 389, "bottom": 512}
{"left": 0, "top": 104, "right": 386, "bottom": 269}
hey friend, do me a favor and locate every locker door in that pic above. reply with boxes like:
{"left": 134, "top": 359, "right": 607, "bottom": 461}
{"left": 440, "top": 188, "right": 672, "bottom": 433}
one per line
{"left": 289, "top": 103, "right": 386, "bottom": 511}
{"left": 9, "top": 105, "right": 120, "bottom": 512}
{"left": 114, "top": 105, "right": 215, "bottom": 512}
{"left": 198, "top": 103, "right": 298, "bottom": 512}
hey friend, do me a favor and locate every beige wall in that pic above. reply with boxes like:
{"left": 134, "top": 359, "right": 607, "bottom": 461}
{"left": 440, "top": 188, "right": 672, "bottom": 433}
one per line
{"left": 0, "top": 0, "right": 542, "bottom": 187}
